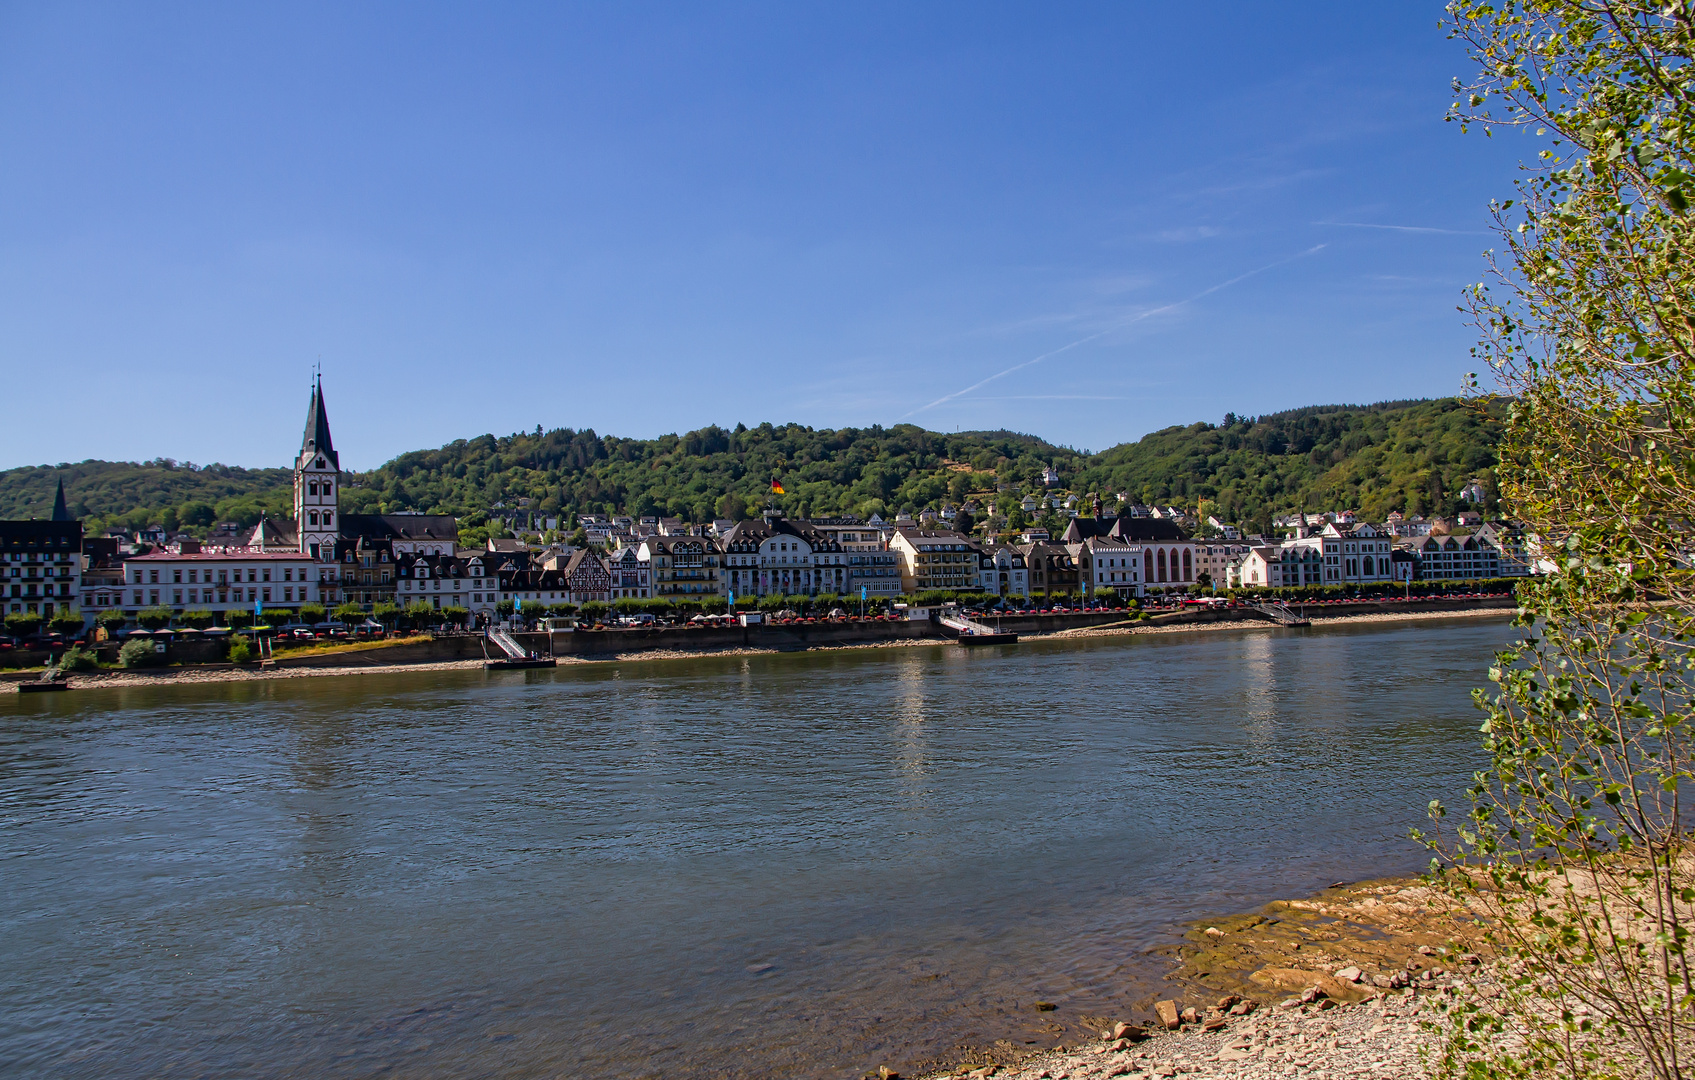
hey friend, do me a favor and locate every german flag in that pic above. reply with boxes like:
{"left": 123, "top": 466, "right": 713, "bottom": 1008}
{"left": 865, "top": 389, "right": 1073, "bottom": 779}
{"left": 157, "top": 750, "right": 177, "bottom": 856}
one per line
{"left": 770, "top": 477, "right": 785, "bottom": 495}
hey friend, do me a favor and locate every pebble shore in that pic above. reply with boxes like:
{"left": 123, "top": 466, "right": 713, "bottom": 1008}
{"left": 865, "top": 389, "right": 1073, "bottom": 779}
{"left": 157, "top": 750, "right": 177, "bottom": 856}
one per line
{"left": 918, "top": 987, "right": 1446, "bottom": 1080}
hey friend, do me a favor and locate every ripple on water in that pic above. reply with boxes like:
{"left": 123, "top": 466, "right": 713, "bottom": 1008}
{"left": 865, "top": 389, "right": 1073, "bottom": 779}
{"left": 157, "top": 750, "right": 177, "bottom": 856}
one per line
{"left": 0, "top": 618, "right": 1515, "bottom": 1078}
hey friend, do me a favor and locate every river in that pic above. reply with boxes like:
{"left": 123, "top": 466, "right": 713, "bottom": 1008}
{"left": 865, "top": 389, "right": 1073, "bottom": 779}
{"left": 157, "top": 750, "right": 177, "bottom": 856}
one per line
{"left": 0, "top": 617, "right": 1515, "bottom": 1079}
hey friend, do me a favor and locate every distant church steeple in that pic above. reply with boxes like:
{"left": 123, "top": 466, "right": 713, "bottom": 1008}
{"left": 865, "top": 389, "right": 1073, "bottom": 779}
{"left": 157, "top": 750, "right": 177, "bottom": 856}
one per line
{"left": 50, "top": 477, "right": 69, "bottom": 522}
{"left": 293, "top": 375, "right": 341, "bottom": 559}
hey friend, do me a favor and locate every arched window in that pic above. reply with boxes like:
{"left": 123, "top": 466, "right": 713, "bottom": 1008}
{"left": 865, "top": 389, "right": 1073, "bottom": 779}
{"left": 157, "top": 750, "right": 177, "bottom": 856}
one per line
{"left": 1183, "top": 549, "right": 1192, "bottom": 581}
{"left": 308, "top": 511, "right": 318, "bottom": 525}
{"left": 1362, "top": 556, "right": 1374, "bottom": 576}
{"left": 323, "top": 513, "right": 332, "bottom": 528}
{"left": 1144, "top": 549, "right": 1154, "bottom": 581}
{"left": 308, "top": 482, "right": 318, "bottom": 496}
{"left": 1157, "top": 548, "right": 1167, "bottom": 582}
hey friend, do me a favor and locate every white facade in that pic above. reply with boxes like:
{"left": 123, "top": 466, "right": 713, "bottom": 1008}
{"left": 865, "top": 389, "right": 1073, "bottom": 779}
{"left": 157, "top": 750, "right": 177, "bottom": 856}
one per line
{"left": 121, "top": 552, "right": 321, "bottom": 615}
{"left": 1073, "top": 537, "right": 1145, "bottom": 597}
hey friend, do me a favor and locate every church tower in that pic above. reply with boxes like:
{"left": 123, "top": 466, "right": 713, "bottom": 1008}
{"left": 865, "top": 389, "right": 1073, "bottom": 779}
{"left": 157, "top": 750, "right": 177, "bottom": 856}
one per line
{"left": 293, "top": 375, "right": 341, "bottom": 560}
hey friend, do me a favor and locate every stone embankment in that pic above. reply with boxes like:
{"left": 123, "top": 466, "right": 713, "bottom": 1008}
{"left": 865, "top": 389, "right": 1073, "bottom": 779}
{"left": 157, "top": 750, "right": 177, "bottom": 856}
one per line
{"left": 1, "top": 596, "right": 1517, "bottom": 688}
{"left": 907, "top": 878, "right": 1488, "bottom": 1080}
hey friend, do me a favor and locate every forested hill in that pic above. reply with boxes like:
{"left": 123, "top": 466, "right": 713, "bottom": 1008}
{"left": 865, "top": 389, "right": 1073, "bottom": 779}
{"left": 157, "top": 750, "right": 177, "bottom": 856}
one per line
{"left": 0, "top": 399, "right": 1500, "bottom": 535}
{"left": 1074, "top": 399, "right": 1502, "bottom": 530}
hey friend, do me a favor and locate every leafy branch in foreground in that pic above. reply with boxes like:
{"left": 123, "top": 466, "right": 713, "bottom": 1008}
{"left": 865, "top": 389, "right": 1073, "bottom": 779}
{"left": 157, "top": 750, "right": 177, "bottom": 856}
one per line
{"left": 1419, "top": 540, "right": 1694, "bottom": 1080}
{"left": 1431, "top": 2, "right": 1695, "bottom": 1076}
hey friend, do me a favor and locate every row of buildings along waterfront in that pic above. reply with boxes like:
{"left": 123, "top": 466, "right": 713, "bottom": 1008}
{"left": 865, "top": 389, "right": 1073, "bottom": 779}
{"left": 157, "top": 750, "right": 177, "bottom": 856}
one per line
{"left": 4, "top": 380, "right": 1538, "bottom": 626}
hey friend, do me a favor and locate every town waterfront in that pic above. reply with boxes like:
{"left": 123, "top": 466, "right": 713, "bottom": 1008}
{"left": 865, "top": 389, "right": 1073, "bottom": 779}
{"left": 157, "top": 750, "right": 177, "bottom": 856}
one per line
{"left": 1, "top": 618, "right": 1514, "bottom": 1079}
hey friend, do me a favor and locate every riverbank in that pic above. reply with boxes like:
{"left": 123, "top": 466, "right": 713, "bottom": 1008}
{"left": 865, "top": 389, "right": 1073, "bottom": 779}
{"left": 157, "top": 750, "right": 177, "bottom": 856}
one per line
{"left": 914, "top": 876, "right": 1485, "bottom": 1080}
{"left": 1, "top": 605, "right": 1516, "bottom": 693}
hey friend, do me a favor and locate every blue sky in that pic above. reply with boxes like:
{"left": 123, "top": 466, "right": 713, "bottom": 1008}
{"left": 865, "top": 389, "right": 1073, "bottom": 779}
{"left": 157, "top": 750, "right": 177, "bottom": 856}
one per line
{"left": 0, "top": 2, "right": 1524, "bottom": 471}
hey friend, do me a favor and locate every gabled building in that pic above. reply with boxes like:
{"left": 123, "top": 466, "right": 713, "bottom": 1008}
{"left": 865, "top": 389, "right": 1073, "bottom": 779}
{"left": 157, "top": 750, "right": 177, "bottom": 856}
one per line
{"left": 1404, "top": 531, "right": 1502, "bottom": 580}
{"left": 640, "top": 535, "right": 720, "bottom": 600}
{"left": 888, "top": 527, "right": 980, "bottom": 593}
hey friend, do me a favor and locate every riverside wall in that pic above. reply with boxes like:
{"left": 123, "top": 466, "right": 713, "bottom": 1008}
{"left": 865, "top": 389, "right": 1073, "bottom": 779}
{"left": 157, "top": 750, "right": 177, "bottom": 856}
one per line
{"left": 0, "top": 595, "right": 1518, "bottom": 680}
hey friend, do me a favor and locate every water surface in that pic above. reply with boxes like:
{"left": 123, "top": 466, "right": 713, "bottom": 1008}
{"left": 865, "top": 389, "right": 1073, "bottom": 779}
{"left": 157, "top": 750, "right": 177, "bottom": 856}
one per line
{"left": 0, "top": 618, "right": 1515, "bottom": 1078}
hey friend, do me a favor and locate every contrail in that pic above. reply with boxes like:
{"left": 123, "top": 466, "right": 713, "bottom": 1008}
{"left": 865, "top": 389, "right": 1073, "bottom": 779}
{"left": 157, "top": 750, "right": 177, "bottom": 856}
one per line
{"left": 1315, "top": 221, "right": 1488, "bottom": 235}
{"left": 901, "top": 244, "right": 1327, "bottom": 419}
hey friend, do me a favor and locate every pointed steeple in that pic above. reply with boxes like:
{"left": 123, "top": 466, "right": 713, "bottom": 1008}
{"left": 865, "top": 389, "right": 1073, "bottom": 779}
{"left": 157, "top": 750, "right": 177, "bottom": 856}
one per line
{"left": 301, "top": 375, "right": 339, "bottom": 470}
{"left": 50, "top": 477, "right": 69, "bottom": 521}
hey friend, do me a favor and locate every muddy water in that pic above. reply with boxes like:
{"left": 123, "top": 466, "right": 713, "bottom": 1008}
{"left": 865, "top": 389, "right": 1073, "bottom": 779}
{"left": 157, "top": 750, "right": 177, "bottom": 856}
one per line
{"left": 0, "top": 618, "right": 1514, "bottom": 1078}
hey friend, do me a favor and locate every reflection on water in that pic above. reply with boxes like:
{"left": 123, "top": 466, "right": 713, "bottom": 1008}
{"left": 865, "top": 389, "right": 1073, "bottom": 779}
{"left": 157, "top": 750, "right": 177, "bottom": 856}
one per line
{"left": 0, "top": 618, "right": 1515, "bottom": 1079}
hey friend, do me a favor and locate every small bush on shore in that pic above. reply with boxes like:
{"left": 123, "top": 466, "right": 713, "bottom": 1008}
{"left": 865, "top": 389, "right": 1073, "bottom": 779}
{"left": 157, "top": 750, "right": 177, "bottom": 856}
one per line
{"left": 57, "top": 645, "right": 98, "bottom": 672}
{"left": 227, "top": 635, "right": 253, "bottom": 663}
{"left": 118, "top": 639, "right": 163, "bottom": 668}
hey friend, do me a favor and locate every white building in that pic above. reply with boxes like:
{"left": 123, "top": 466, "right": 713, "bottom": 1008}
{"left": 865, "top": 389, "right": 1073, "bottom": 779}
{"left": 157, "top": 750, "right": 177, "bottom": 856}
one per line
{"left": 121, "top": 551, "right": 321, "bottom": 616}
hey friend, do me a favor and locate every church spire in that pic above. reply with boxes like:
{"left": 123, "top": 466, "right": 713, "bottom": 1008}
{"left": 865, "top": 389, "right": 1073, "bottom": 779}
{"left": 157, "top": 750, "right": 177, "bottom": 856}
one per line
{"left": 50, "top": 477, "right": 69, "bottom": 522}
{"left": 301, "top": 375, "right": 339, "bottom": 470}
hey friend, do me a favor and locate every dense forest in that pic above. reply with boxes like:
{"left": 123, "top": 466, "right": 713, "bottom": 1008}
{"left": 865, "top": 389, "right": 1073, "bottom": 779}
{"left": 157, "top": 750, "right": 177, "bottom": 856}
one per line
{"left": 1074, "top": 398, "right": 1503, "bottom": 533}
{"left": 0, "top": 399, "right": 1501, "bottom": 536}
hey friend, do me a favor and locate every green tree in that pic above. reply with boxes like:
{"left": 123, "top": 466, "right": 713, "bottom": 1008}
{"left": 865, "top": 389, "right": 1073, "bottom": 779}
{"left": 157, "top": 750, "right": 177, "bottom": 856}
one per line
{"left": 372, "top": 601, "right": 402, "bottom": 628}
{"left": 95, "top": 609, "right": 127, "bottom": 634}
{"left": 297, "top": 602, "right": 327, "bottom": 624}
{"left": 332, "top": 601, "right": 365, "bottom": 626}
{"left": 179, "top": 609, "right": 215, "bottom": 629}
{"left": 405, "top": 600, "right": 437, "bottom": 629}
{"left": 136, "top": 605, "right": 173, "bottom": 631}
{"left": 1419, "top": 7, "right": 1695, "bottom": 1080}
{"left": 48, "top": 609, "right": 86, "bottom": 635}
{"left": 439, "top": 605, "right": 469, "bottom": 627}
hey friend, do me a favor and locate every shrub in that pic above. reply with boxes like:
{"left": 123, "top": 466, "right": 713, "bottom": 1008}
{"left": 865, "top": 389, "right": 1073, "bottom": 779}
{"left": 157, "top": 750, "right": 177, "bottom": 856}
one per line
{"left": 332, "top": 602, "right": 365, "bottom": 625}
{"left": 5, "top": 612, "right": 43, "bottom": 638}
{"left": 118, "top": 639, "right": 163, "bottom": 668}
{"left": 226, "top": 634, "right": 253, "bottom": 663}
{"left": 57, "top": 644, "right": 98, "bottom": 671}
